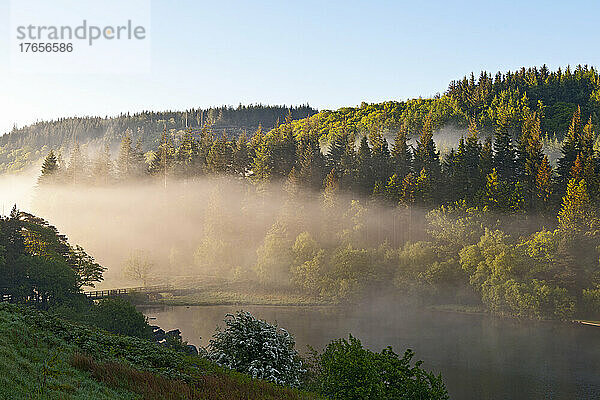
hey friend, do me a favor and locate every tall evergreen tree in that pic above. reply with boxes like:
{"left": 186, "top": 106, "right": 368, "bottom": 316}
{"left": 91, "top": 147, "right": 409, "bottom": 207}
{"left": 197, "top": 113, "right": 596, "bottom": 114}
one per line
{"left": 355, "top": 135, "right": 374, "bottom": 195}
{"left": 117, "top": 133, "right": 134, "bottom": 179}
{"left": 296, "top": 135, "right": 326, "bottom": 190}
{"left": 557, "top": 106, "right": 583, "bottom": 190}
{"left": 521, "top": 113, "right": 545, "bottom": 207}
{"left": 91, "top": 144, "right": 113, "bottom": 185}
{"left": 175, "top": 128, "right": 200, "bottom": 176}
{"left": 493, "top": 112, "right": 516, "bottom": 181}
{"left": 413, "top": 112, "right": 440, "bottom": 185}
{"left": 232, "top": 132, "right": 251, "bottom": 176}
{"left": 535, "top": 155, "right": 552, "bottom": 212}
{"left": 391, "top": 122, "right": 412, "bottom": 179}
{"left": 38, "top": 150, "right": 60, "bottom": 185}
{"left": 66, "top": 143, "right": 88, "bottom": 184}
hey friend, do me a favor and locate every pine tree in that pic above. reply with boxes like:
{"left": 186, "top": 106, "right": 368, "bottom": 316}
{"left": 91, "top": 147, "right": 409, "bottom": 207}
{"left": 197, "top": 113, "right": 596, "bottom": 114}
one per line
{"left": 463, "top": 120, "right": 483, "bottom": 201}
{"left": 535, "top": 155, "right": 552, "bottom": 212}
{"left": 557, "top": 106, "right": 583, "bottom": 190}
{"left": 493, "top": 112, "right": 515, "bottom": 181}
{"left": 207, "top": 134, "right": 233, "bottom": 174}
{"left": 175, "top": 128, "right": 200, "bottom": 176}
{"left": 117, "top": 133, "right": 134, "bottom": 179}
{"left": 322, "top": 169, "right": 340, "bottom": 210}
{"left": 233, "top": 132, "right": 250, "bottom": 176}
{"left": 91, "top": 144, "right": 113, "bottom": 185}
{"left": 384, "top": 173, "right": 402, "bottom": 204}
{"left": 558, "top": 177, "right": 590, "bottom": 235}
{"left": 479, "top": 137, "right": 493, "bottom": 181}
{"left": 251, "top": 133, "right": 273, "bottom": 182}
{"left": 326, "top": 134, "right": 347, "bottom": 175}
{"left": 38, "top": 150, "right": 59, "bottom": 185}
{"left": 296, "top": 134, "right": 325, "bottom": 190}
{"left": 413, "top": 112, "right": 440, "bottom": 186}
{"left": 355, "top": 135, "right": 374, "bottom": 195}
{"left": 400, "top": 172, "right": 416, "bottom": 206}
{"left": 484, "top": 168, "right": 502, "bottom": 210}
{"left": 580, "top": 118, "right": 598, "bottom": 199}
{"left": 66, "top": 143, "right": 88, "bottom": 184}
{"left": 339, "top": 133, "right": 356, "bottom": 190}
{"left": 369, "top": 131, "right": 392, "bottom": 184}
{"left": 391, "top": 122, "right": 412, "bottom": 179}
{"left": 415, "top": 167, "right": 434, "bottom": 205}
{"left": 521, "top": 113, "right": 545, "bottom": 207}
{"left": 570, "top": 154, "right": 583, "bottom": 182}
{"left": 150, "top": 128, "right": 175, "bottom": 185}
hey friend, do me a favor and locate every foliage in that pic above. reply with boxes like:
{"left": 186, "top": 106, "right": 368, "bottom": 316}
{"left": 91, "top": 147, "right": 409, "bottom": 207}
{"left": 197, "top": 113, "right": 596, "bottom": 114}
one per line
{"left": 92, "top": 298, "right": 152, "bottom": 339}
{"left": 0, "top": 303, "right": 320, "bottom": 400}
{"left": 208, "top": 311, "right": 305, "bottom": 387}
{"left": 315, "top": 335, "right": 448, "bottom": 400}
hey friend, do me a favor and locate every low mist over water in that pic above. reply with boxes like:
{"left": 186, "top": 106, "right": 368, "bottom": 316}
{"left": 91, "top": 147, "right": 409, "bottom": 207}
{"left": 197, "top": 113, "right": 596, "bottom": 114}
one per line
{"left": 142, "top": 304, "right": 600, "bottom": 400}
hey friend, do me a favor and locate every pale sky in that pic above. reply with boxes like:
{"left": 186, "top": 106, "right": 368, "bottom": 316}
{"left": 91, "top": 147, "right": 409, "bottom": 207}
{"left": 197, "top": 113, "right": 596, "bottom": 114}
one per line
{"left": 1, "top": 0, "right": 599, "bottom": 134}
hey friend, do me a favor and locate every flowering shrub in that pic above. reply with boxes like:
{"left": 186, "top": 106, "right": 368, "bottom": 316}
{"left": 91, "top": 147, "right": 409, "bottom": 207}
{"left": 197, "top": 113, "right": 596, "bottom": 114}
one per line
{"left": 208, "top": 311, "right": 305, "bottom": 387}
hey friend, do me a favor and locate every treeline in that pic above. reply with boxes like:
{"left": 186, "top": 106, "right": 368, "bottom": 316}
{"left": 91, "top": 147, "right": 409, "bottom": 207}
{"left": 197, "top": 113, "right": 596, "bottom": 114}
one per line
{"left": 0, "top": 104, "right": 316, "bottom": 173}
{"left": 263, "top": 65, "right": 599, "bottom": 148}
{"left": 38, "top": 102, "right": 593, "bottom": 214}
{"left": 34, "top": 65, "right": 600, "bottom": 320}
{"left": 5, "top": 65, "right": 600, "bottom": 174}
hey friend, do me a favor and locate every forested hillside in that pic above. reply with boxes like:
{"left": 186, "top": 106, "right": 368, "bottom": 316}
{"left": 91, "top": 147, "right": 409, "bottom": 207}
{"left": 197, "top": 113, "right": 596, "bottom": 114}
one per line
{"left": 0, "top": 104, "right": 316, "bottom": 173}
{"left": 31, "top": 66, "right": 600, "bottom": 321}
{"left": 4, "top": 65, "right": 600, "bottom": 174}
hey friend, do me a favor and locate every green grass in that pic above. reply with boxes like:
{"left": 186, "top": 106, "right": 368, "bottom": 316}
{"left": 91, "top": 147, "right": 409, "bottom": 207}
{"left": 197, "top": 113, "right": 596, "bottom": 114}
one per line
{"left": 0, "top": 303, "right": 322, "bottom": 400}
{"left": 143, "top": 278, "right": 332, "bottom": 307}
{"left": 427, "top": 304, "right": 486, "bottom": 314}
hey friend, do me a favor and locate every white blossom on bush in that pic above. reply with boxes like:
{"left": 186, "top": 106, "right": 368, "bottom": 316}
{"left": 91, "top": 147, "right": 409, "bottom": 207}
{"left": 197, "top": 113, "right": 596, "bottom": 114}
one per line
{"left": 207, "top": 311, "right": 305, "bottom": 387}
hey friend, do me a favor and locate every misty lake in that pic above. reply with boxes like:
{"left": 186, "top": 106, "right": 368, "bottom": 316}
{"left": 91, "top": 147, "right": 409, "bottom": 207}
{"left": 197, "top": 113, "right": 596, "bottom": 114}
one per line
{"left": 140, "top": 304, "right": 600, "bottom": 399}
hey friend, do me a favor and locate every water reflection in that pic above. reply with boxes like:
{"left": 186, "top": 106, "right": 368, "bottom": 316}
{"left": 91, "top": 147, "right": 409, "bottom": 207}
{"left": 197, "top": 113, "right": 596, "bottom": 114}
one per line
{"left": 139, "top": 304, "right": 600, "bottom": 400}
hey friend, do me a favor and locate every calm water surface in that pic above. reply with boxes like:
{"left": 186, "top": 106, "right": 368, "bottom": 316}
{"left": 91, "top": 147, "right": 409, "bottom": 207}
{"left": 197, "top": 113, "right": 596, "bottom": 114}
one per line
{"left": 140, "top": 304, "right": 600, "bottom": 400}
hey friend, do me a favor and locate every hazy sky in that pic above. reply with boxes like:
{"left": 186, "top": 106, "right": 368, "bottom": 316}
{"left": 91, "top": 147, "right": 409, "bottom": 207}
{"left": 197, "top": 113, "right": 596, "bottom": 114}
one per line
{"left": 1, "top": 0, "right": 599, "bottom": 134}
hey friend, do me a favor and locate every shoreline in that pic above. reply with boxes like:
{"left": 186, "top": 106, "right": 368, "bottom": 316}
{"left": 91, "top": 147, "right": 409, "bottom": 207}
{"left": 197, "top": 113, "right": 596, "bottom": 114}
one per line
{"left": 135, "top": 296, "right": 600, "bottom": 328}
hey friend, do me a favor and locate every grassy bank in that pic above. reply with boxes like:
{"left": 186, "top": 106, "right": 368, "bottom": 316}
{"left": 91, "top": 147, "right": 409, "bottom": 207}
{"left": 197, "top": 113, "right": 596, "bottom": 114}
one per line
{"left": 0, "top": 303, "right": 320, "bottom": 399}
{"left": 137, "top": 278, "right": 332, "bottom": 307}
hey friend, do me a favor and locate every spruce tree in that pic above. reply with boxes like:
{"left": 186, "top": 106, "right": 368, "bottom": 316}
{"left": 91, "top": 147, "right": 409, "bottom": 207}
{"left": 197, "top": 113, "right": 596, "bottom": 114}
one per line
{"left": 175, "top": 128, "right": 200, "bottom": 176}
{"left": 355, "top": 135, "right": 374, "bottom": 195}
{"left": 369, "top": 131, "right": 392, "bottom": 184}
{"left": 391, "top": 122, "right": 412, "bottom": 179}
{"left": 38, "top": 150, "right": 59, "bottom": 185}
{"left": 535, "top": 155, "right": 552, "bottom": 212}
{"left": 463, "top": 120, "right": 483, "bottom": 201}
{"left": 557, "top": 106, "right": 583, "bottom": 190}
{"left": 326, "top": 134, "right": 347, "bottom": 176}
{"left": 558, "top": 177, "right": 590, "bottom": 235}
{"left": 297, "top": 134, "right": 326, "bottom": 190}
{"left": 91, "top": 144, "right": 113, "bottom": 185}
{"left": 66, "top": 143, "right": 88, "bottom": 184}
{"left": 522, "top": 113, "right": 545, "bottom": 207}
{"left": 233, "top": 132, "right": 250, "bottom": 176}
{"left": 413, "top": 112, "right": 440, "bottom": 185}
{"left": 207, "top": 134, "right": 233, "bottom": 174}
{"left": 493, "top": 113, "right": 516, "bottom": 181}
{"left": 117, "top": 134, "right": 134, "bottom": 179}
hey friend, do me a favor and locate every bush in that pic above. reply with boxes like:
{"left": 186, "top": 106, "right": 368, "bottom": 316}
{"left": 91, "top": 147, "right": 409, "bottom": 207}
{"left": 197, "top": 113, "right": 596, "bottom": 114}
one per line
{"left": 208, "top": 311, "right": 305, "bottom": 387}
{"left": 316, "top": 335, "right": 448, "bottom": 400}
{"left": 92, "top": 297, "right": 151, "bottom": 339}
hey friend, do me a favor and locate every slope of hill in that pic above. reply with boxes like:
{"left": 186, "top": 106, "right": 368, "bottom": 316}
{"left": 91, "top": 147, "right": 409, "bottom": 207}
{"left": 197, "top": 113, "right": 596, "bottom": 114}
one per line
{"left": 0, "top": 104, "right": 317, "bottom": 173}
{"left": 3, "top": 65, "right": 600, "bottom": 174}
{"left": 0, "top": 303, "right": 319, "bottom": 400}
{"left": 276, "top": 65, "right": 600, "bottom": 142}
